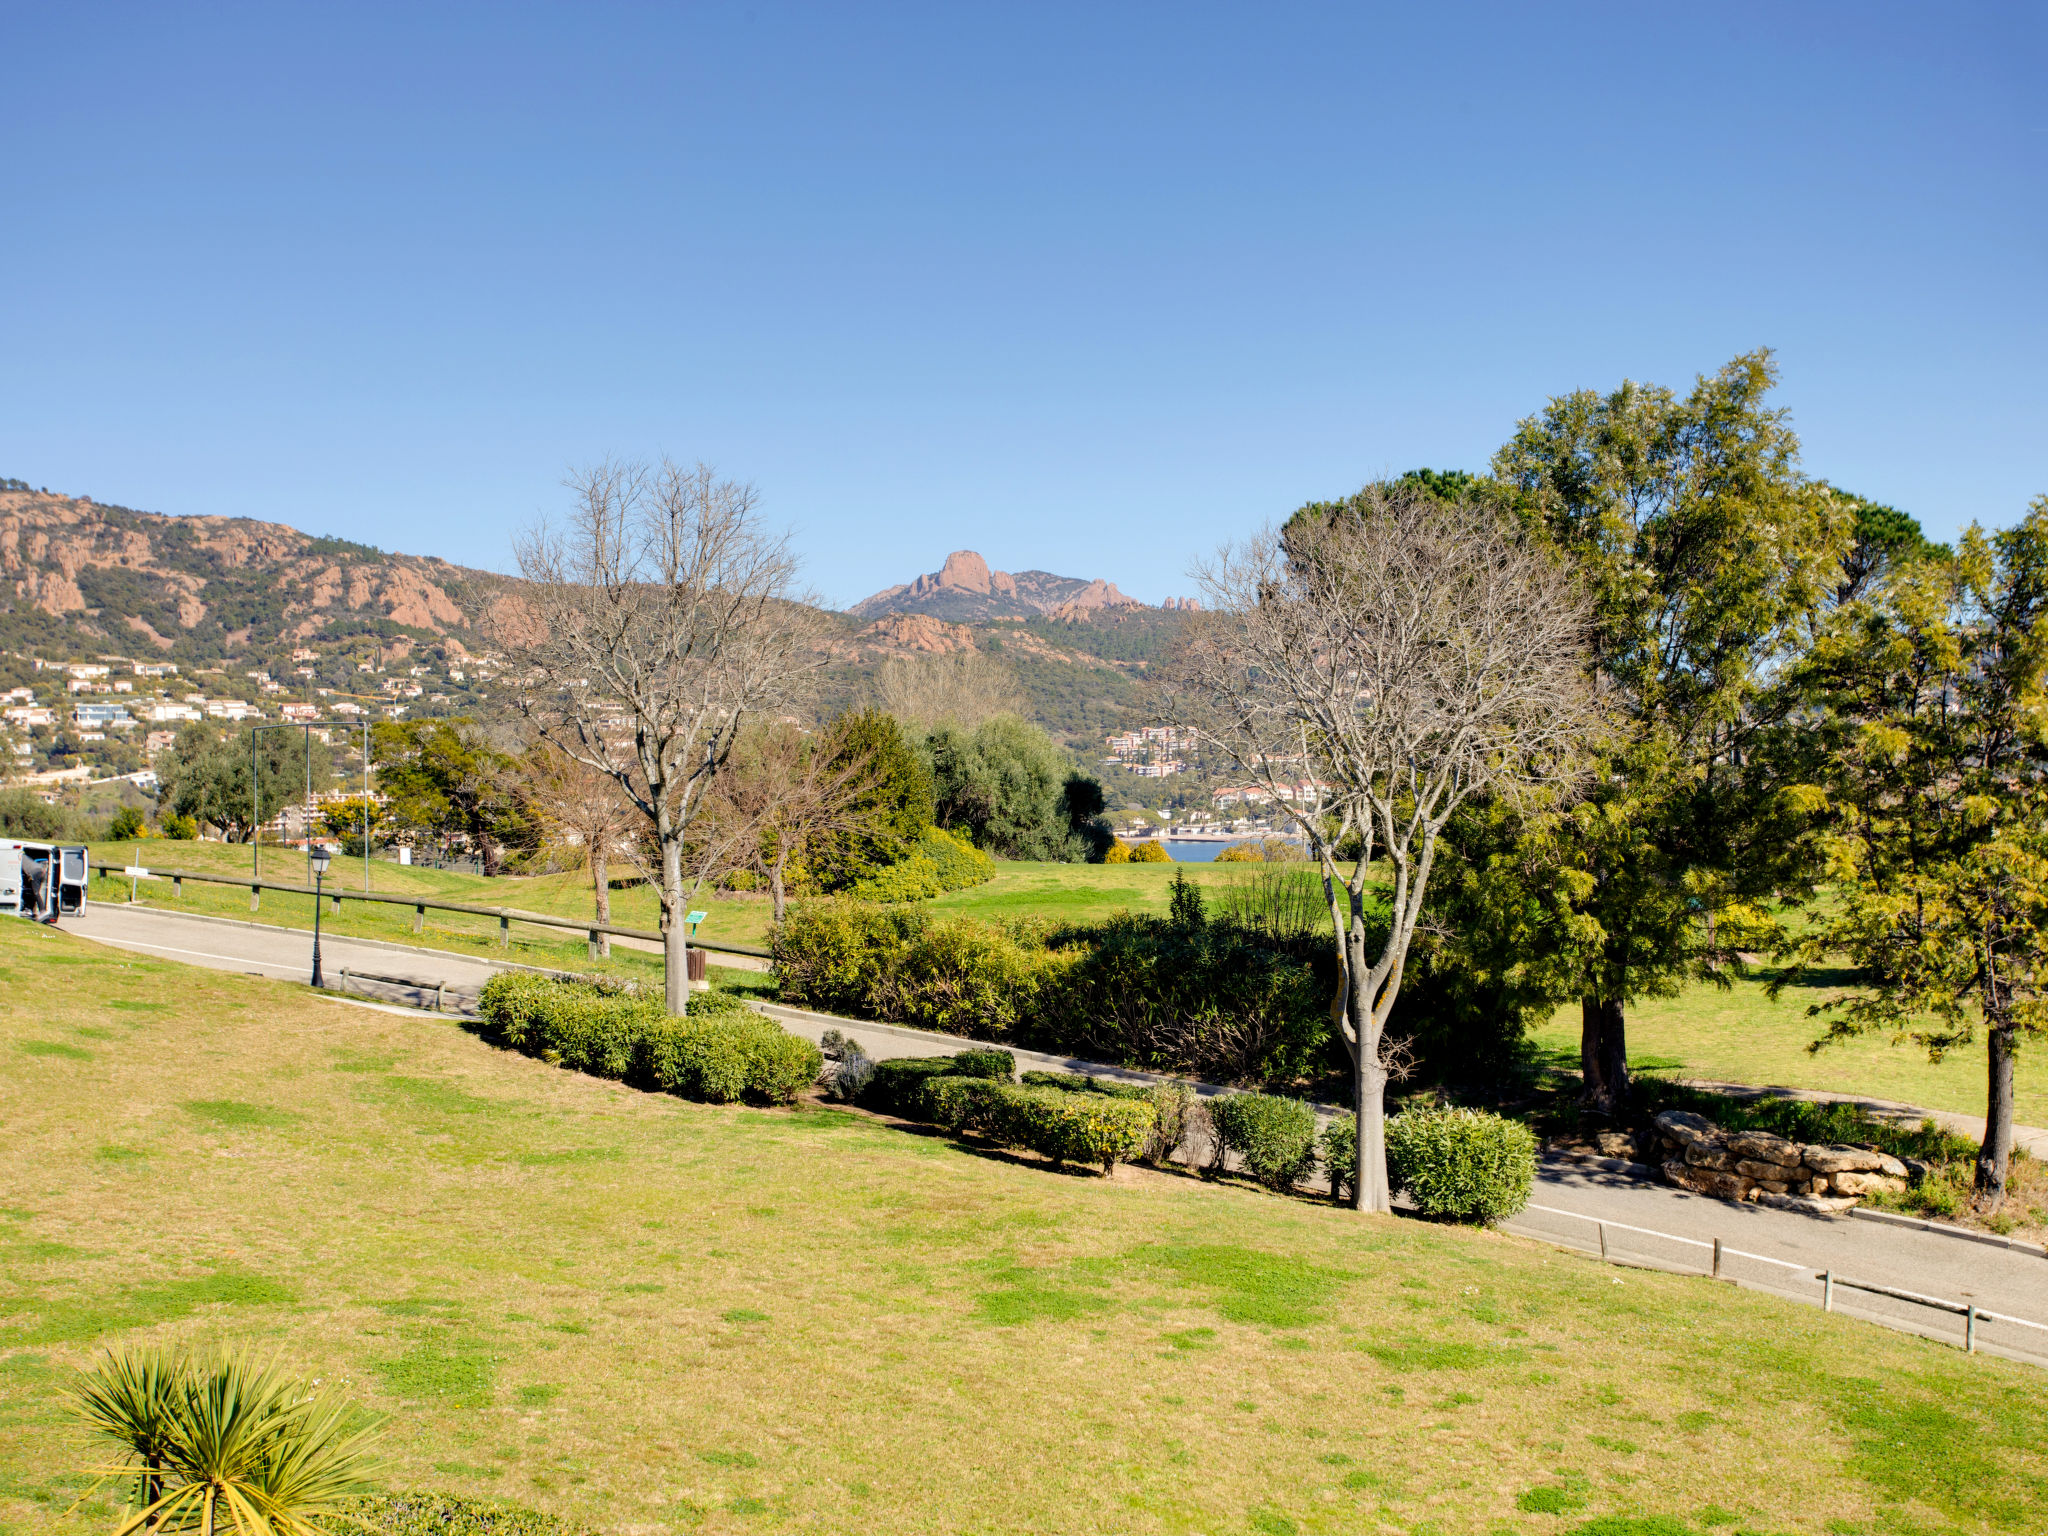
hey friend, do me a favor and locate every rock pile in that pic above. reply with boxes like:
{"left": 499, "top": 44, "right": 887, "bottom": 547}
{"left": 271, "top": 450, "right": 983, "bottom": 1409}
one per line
{"left": 1650, "top": 1110, "right": 1912, "bottom": 1212}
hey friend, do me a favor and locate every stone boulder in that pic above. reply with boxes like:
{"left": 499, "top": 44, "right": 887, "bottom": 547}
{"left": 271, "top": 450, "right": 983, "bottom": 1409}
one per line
{"left": 1685, "top": 1144, "right": 1734, "bottom": 1171}
{"left": 1727, "top": 1130, "right": 1802, "bottom": 1167}
{"left": 1735, "top": 1159, "right": 1809, "bottom": 1186}
{"left": 1654, "top": 1110, "right": 1718, "bottom": 1150}
{"left": 1756, "top": 1191, "right": 1859, "bottom": 1215}
{"left": 1831, "top": 1169, "right": 1908, "bottom": 1197}
{"left": 1663, "top": 1160, "right": 1747, "bottom": 1200}
{"left": 1803, "top": 1144, "right": 1889, "bottom": 1175}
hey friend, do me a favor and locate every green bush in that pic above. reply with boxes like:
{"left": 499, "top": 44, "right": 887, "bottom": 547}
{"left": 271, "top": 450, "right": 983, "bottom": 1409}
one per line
{"left": 475, "top": 974, "right": 820, "bottom": 1106}
{"left": 913, "top": 1075, "right": 1155, "bottom": 1173}
{"left": 1129, "top": 840, "right": 1172, "bottom": 863}
{"left": 346, "top": 1494, "right": 590, "bottom": 1536}
{"left": 773, "top": 888, "right": 1328, "bottom": 1085}
{"left": 106, "top": 806, "right": 146, "bottom": 841}
{"left": 862, "top": 1056, "right": 968, "bottom": 1118}
{"left": 1320, "top": 1115, "right": 1357, "bottom": 1203}
{"left": 850, "top": 826, "right": 998, "bottom": 902}
{"left": 161, "top": 812, "right": 199, "bottom": 840}
{"left": 950, "top": 1047, "right": 1016, "bottom": 1081}
{"left": 1210, "top": 1092, "right": 1318, "bottom": 1189}
{"left": 1020, "top": 1071, "right": 1195, "bottom": 1165}
{"left": 1385, "top": 1105, "right": 1537, "bottom": 1221}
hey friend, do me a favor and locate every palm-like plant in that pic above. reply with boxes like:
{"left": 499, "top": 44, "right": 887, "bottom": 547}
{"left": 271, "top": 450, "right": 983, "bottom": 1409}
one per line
{"left": 72, "top": 1349, "right": 383, "bottom": 1535}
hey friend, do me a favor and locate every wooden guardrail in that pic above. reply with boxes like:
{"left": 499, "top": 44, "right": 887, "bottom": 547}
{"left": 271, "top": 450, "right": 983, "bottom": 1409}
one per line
{"left": 88, "top": 861, "right": 773, "bottom": 961}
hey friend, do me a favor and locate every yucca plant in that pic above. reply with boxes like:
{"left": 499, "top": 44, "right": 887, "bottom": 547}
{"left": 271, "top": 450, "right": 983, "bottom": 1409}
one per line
{"left": 72, "top": 1348, "right": 383, "bottom": 1535}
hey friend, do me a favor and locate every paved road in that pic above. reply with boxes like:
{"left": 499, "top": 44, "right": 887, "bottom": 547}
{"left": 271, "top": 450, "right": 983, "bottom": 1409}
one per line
{"left": 1505, "top": 1157, "right": 2048, "bottom": 1364}
{"left": 60, "top": 902, "right": 2048, "bottom": 1366}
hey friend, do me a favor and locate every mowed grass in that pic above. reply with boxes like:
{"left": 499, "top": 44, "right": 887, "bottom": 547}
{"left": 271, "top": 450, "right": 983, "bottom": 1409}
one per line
{"left": 4, "top": 923, "right": 2046, "bottom": 1535}
{"left": 1530, "top": 972, "right": 2048, "bottom": 1131}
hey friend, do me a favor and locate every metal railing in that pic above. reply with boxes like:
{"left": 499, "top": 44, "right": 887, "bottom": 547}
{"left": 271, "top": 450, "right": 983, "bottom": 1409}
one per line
{"left": 1523, "top": 1202, "right": 2048, "bottom": 1359}
{"left": 88, "top": 861, "right": 772, "bottom": 961}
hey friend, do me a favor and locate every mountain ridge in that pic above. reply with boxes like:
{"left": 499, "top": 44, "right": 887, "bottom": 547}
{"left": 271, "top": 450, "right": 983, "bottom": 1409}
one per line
{"left": 850, "top": 548, "right": 1196, "bottom": 623}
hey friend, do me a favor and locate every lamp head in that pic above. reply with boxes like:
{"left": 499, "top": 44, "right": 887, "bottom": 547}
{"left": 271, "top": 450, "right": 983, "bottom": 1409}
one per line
{"left": 310, "top": 845, "right": 332, "bottom": 877}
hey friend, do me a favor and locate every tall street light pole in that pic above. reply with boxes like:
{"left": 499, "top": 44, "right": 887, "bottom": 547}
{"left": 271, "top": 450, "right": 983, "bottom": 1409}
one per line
{"left": 309, "top": 843, "right": 331, "bottom": 988}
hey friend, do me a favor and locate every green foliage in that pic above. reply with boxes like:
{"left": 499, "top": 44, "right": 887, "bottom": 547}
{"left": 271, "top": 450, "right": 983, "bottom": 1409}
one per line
{"left": 1319, "top": 1115, "right": 1357, "bottom": 1202}
{"left": 345, "top": 1493, "right": 590, "bottom": 1536}
{"left": 475, "top": 974, "right": 818, "bottom": 1105}
{"left": 1215, "top": 841, "right": 1262, "bottom": 862}
{"left": 1418, "top": 351, "right": 1852, "bottom": 1108}
{"left": 160, "top": 813, "right": 199, "bottom": 840}
{"left": 1209, "top": 1092, "right": 1318, "bottom": 1188}
{"left": 923, "top": 714, "right": 1093, "bottom": 861}
{"left": 1781, "top": 497, "right": 2048, "bottom": 1198}
{"left": 772, "top": 901, "right": 1059, "bottom": 1040}
{"left": 70, "top": 1347, "right": 383, "bottom": 1536}
{"left": 105, "top": 806, "right": 146, "bottom": 841}
{"left": 893, "top": 1071, "right": 1157, "bottom": 1173}
{"left": 1833, "top": 489, "right": 1949, "bottom": 604}
{"left": 949, "top": 1047, "right": 1016, "bottom": 1080}
{"left": 1127, "top": 839, "right": 1171, "bottom": 863}
{"left": 373, "top": 719, "right": 534, "bottom": 874}
{"left": 809, "top": 708, "right": 935, "bottom": 888}
{"left": 0, "top": 787, "right": 78, "bottom": 839}
{"left": 846, "top": 825, "right": 996, "bottom": 902}
{"left": 158, "top": 723, "right": 336, "bottom": 844}
{"left": 773, "top": 892, "right": 1327, "bottom": 1084}
{"left": 1385, "top": 1105, "right": 1537, "bottom": 1221}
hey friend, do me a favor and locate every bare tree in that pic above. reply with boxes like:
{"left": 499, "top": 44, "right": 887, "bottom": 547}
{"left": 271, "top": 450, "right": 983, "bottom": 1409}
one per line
{"left": 514, "top": 740, "right": 639, "bottom": 956}
{"left": 1162, "top": 487, "right": 1595, "bottom": 1212}
{"left": 703, "top": 718, "right": 893, "bottom": 923}
{"left": 504, "top": 459, "right": 823, "bottom": 1011}
{"left": 872, "top": 651, "right": 1022, "bottom": 729}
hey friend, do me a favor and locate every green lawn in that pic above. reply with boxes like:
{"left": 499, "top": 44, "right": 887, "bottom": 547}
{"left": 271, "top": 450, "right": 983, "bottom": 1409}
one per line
{"left": 3, "top": 918, "right": 2045, "bottom": 1535}
{"left": 1531, "top": 971, "right": 2047, "bottom": 1131}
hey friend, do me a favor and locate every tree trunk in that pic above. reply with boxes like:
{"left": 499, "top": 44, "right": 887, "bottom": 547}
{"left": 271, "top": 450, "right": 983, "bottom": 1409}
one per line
{"left": 1579, "top": 996, "right": 1630, "bottom": 1117}
{"left": 662, "top": 835, "right": 688, "bottom": 1016}
{"left": 590, "top": 842, "right": 610, "bottom": 959}
{"left": 1976, "top": 1023, "right": 2017, "bottom": 1211}
{"left": 1346, "top": 922, "right": 1393, "bottom": 1214}
{"left": 771, "top": 849, "right": 789, "bottom": 925}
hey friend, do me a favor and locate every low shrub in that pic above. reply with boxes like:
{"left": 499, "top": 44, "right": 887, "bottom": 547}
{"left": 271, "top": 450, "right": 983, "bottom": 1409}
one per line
{"left": 917, "top": 1076, "right": 1155, "bottom": 1173}
{"left": 827, "top": 1051, "right": 876, "bottom": 1102}
{"left": 846, "top": 826, "right": 997, "bottom": 902}
{"left": 1209, "top": 1092, "right": 1319, "bottom": 1188}
{"left": 475, "top": 974, "right": 819, "bottom": 1106}
{"left": 950, "top": 1047, "right": 1016, "bottom": 1081}
{"left": 862, "top": 1056, "right": 968, "bottom": 1118}
{"left": 1102, "top": 840, "right": 1132, "bottom": 864}
{"left": 346, "top": 1494, "right": 590, "bottom": 1536}
{"left": 1385, "top": 1105, "right": 1537, "bottom": 1221}
{"left": 1129, "top": 840, "right": 1172, "bottom": 863}
{"left": 1020, "top": 1071, "right": 1196, "bottom": 1166}
{"left": 773, "top": 885, "right": 1328, "bottom": 1085}
{"left": 1319, "top": 1115, "right": 1357, "bottom": 1203}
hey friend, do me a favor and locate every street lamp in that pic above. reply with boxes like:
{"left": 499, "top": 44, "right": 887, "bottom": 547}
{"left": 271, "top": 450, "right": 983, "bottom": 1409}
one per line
{"left": 309, "top": 844, "right": 331, "bottom": 988}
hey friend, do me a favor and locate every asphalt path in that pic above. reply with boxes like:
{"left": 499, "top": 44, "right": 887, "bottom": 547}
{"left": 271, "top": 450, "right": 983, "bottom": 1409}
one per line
{"left": 58, "top": 902, "right": 2048, "bottom": 1366}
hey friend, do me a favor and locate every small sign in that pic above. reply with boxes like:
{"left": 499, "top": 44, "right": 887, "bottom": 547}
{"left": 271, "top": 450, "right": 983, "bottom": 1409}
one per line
{"left": 122, "top": 866, "right": 151, "bottom": 878}
{"left": 686, "top": 911, "right": 708, "bottom": 927}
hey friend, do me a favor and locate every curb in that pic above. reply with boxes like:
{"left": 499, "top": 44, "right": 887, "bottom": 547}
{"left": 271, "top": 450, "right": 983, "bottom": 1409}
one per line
{"left": 1850, "top": 1205, "right": 2048, "bottom": 1259}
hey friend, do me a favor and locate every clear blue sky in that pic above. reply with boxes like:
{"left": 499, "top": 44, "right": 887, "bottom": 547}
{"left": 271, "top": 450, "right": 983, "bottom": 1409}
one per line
{"left": 2, "top": 3, "right": 2041, "bottom": 608}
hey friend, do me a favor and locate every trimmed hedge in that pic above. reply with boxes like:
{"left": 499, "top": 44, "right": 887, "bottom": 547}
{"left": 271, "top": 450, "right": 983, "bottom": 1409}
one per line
{"left": 863, "top": 1057, "right": 1155, "bottom": 1173}
{"left": 1385, "top": 1105, "right": 1537, "bottom": 1222}
{"left": 476, "top": 973, "right": 820, "bottom": 1106}
{"left": 1210, "top": 1092, "right": 1319, "bottom": 1189}
{"left": 1020, "top": 1070, "right": 1194, "bottom": 1166}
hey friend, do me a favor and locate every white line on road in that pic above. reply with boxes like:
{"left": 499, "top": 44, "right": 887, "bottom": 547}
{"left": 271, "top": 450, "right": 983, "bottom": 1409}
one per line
{"left": 83, "top": 936, "right": 306, "bottom": 975}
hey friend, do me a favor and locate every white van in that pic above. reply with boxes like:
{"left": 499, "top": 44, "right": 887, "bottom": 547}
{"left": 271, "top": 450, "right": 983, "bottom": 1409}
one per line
{"left": 0, "top": 842, "right": 88, "bottom": 922}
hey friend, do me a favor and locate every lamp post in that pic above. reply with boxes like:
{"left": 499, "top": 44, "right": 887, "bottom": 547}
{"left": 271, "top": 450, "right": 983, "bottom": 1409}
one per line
{"left": 309, "top": 844, "right": 331, "bottom": 988}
